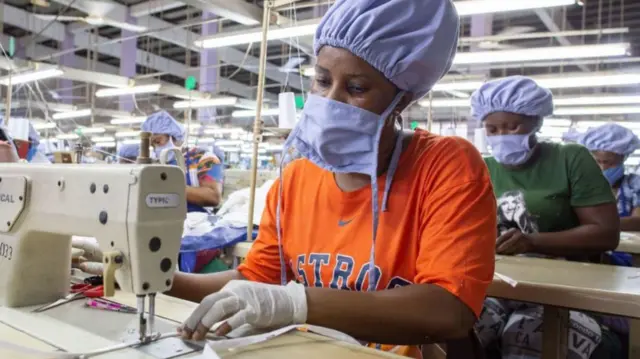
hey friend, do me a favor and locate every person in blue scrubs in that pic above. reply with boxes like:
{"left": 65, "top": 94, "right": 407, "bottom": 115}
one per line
{"left": 117, "top": 143, "right": 139, "bottom": 164}
{"left": 579, "top": 123, "right": 640, "bottom": 232}
{"left": 141, "top": 111, "right": 223, "bottom": 212}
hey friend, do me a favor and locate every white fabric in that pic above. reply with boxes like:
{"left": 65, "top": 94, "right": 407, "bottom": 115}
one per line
{"left": 184, "top": 280, "right": 307, "bottom": 333}
{"left": 182, "top": 212, "right": 214, "bottom": 238}
{"left": 215, "top": 180, "right": 275, "bottom": 228}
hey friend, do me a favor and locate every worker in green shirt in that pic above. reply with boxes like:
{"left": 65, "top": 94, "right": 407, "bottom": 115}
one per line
{"left": 470, "top": 76, "right": 620, "bottom": 359}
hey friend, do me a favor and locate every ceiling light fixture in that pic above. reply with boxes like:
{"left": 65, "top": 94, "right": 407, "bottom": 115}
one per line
{"left": 77, "top": 127, "right": 106, "bottom": 134}
{"left": 173, "top": 97, "right": 238, "bottom": 109}
{"left": 196, "top": 1, "right": 579, "bottom": 49}
{"left": 0, "top": 68, "right": 64, "bottom": 86}
{"left": 56, "top": 133, "right": 79, "bottom": 140}
{"left": 32, "top": 122, "right": 57, "bottom": 130}
{"left": 52, "top": 109, "right": 92, "bottom": 120}
{"left": 555, "top": 106, "right": 640, "bottom": 116}
{"left": 110, "top": 117, "right": 146, "bottom": 125}
{"left": 575, "top": 121, "right": 640, "bottom": 130}
{"left": 95, "top": 84, "right": 161, "bottom": 98}
{"left": 92, "top": 136, "right": 116, "bottom": 142}
{"left": 231, "top": 109, "right": 280, "bottom": 118}
{"left": 115, "top": 131, "right": 141, "bottom": 138}
{"left": 433, "top": 73, "right": 640, "bottom": 92}
{"left": 453, "top": 43, "right": 629, "bottom": 65}
{"left": 454, "top": 0, "right": 577, "bottom": 16}
{"left": 93, "top": 141, "right": 117, "bottom": 148}
{"left": 420, "top": 94, "right": 640, "bottom": 108}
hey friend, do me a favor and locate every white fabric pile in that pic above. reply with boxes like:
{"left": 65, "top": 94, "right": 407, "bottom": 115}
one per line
{"left": 215, "top": 180, "right": 275, "bottom": 228}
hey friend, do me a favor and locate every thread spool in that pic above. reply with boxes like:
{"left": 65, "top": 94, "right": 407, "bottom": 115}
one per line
{"left": 278, "top": 92, "right": 297, "bottom": 130}
{"left": 137, "top": 132, "right": 152, "bottom": 164}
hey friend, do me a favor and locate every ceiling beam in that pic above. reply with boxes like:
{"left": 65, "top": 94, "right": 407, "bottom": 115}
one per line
{"left": 534, "top": 8, "right": 590, "bottom": 72}
{"left": 177, "top": 0, "right": 262, "bottom": 25}
{"left": 130, "top": 0, "right": 185, "bottom": 17}
{"left": 3, "top": 5, "right": 268, "bottom": 100}
{"left": 52, "top": 0, "right": 310, "bottom": 91}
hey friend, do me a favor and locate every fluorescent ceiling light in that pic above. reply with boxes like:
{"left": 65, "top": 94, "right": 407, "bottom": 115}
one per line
{"left": 77, "top": 127, "right": 106, "bottom": 134}
{"left": 52, "top": 109, "right": 92, "bottom": 120}
{"left": 173, "top": 97, "right": 238, "bottom": 109}
{"left": 216, "top": 140, "right": 244, "bottom": 146}
{"left": 115, "top": 130, "right": 141, "bottom": 138}
{"left": 231, "top": 109, "right": 280, "bottom": 118}
{"left": 420, "top": 95, "right": 640, "bottom": 108}
{"left": 453, "top": 43, "right": 629, "bottom": 65}
{"left": 92, "top": 136, "right": 115, "bottom": 142}
{"left": 545, "top": 118, "right": 572, "bottom": 127}
{"left": 95, "top": 84, "right": 161, "bottom": 98}
{"left": 110, "top": 117, "right": 146, "bottom": 125}
{"left": 555, "top": 106, "right": 640, "bottom": 115}
{"left": 120, "top": 139, "right": 140, "bottom": 145}
{"left": 433, "top": 73, "right": 640, "bottom": 92}
{"left": 197, "top": 1, "right": 577, "bottom": 49}
{"left": 56, "top": 133, "right": 79, "bottom": 140}
{"left": 555, "top": 95, "right": 640, "bottom": 106}
{"left": 0, "top": 68, "right": 64, "bottom": 86}
{"left": 32, "top": 122, "right": 56, "bottom": 130}
{"left": 195, "top": 20, "right": 318, "bottom": 49}
{"left": 454, "top": 0, "right": 576, "bottom": 16}
{"left": 187, "top": 137, "right": 216, "bottom": 145}
{"left": 575, "top": 121, "right": 640, "bottom": 130}
{"left": 94, "top": 141, "right": 117, "bottom": 148}
{"left": 203, "top": 128, "right": 248, "bottom": 135}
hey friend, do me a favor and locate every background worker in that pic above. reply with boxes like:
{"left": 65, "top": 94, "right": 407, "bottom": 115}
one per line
{"left": 168, "top": 1, "right": 497, "bottom": 357}
{"left": 471, "top": 76, "right": 621, "bottom": 359}
{"left": 117, "top": 143, "right": 140, "bottom": 164}
{"left": 141, "top": 111, "right": 223, "bottom": 211}
{"left": 578, "top": 123, "right": 640, "bottom": 232}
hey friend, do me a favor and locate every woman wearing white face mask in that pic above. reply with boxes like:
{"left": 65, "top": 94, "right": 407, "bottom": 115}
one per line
{"left": 472, "top": 76, "right": 621, "bottom": 359}
{"left": 141, "top": 111, "right": 223, "bottom": 212}
{"left": 168, "top": 1, "right": 498, "bottom": 357}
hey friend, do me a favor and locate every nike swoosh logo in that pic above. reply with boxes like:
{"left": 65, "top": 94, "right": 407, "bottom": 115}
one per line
{"left": 338, "top": 219, "right": 353, "bottom": 227}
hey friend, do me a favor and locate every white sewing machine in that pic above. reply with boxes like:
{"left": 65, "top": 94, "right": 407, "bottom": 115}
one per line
{"left": 0, "top": 163, "right": 194, "bottom": 357}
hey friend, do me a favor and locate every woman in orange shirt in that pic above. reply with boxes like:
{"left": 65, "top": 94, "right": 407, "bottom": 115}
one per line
{"left": 170, "top": 0, "right": 497, "bottom": 354}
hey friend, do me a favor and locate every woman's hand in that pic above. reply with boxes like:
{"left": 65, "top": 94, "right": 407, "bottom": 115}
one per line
{"left": 179, "top": 280, "right": 307, "bottom": 341}
{"left": 496, "top": 228, "right": 534, "bottom": 255}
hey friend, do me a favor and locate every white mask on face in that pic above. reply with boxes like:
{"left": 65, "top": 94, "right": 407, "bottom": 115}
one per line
{"left": 153, "top": 138, "right": 175, "bottom": 162}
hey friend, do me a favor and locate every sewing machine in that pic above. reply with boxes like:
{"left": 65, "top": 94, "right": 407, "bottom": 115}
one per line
{"left": 0, "top": 163, "right": 186, "bottom": 349}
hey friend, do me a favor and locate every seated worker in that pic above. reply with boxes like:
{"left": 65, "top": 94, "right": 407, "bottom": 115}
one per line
{"left": 117, "top": 143, "right": 140, "bottom": 164}
{"left": 141, "top": 111, "right": 223, "bottom": 212}
{"left": 471, "top": 76, "right": 621, "bottom": 359}
{"left": 169, "top": 1, "right": 497, "bottom": 357}
{"left": 578, "top": 123, "right": 640, "bottom": 231}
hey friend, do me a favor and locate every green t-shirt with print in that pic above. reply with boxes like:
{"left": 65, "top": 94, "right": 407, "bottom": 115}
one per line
{"left": 484, "top": 142, "right": 615, "bottom": 235}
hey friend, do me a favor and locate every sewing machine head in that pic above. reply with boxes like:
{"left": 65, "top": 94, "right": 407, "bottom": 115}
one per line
{"left": 0, "top": 163, "right": 186, "bottom": 307}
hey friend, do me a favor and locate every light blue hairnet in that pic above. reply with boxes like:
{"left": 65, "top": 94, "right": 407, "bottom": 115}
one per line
{"left": 578, "top": 123, "right": 640, "bottom": 156}
{"left": 471, "top": 76, "right": 554, "bottom": 122}
{"left": 314, "top": 0, "right": 459, "bottom": 101}
{"left": 118, "top": 143, "right": 140, "bottom": 158}
{"left": 141, "top": 111, "right": 184, "bottom": 141}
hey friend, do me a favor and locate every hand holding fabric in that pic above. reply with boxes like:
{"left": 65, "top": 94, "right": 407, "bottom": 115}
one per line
{"left": 180, "top": 280, "right": 307, "bottom": 341}
{"left": 496, "top": 228, "right": 534, "bottom": 255}
{"left": 71, "top": 236, "right": 104, "bottom": 275}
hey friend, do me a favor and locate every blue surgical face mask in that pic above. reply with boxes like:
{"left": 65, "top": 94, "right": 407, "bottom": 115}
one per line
{"left": 603, "top": 165, "right": 625, "bottom": 185}
{"left": 486, "top": 133, "right": 535, "bottom": 166}
{"left": 26, "top": 145, "right": 38, "bottom": 162}
{"left": 277, "top": 93, "right": 406, "bottom": 290}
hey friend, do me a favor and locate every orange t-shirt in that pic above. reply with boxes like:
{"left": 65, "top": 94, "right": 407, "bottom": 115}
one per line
{"left": 238, "top": 130, "right": 496, "bottom": 355}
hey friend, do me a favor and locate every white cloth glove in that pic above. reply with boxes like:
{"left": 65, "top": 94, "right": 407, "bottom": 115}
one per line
{"left": 183, "top": 280, "right": 308, "bottom": 338}
{"left": 71, "top": 236, "right": 104, "bottom": 275}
